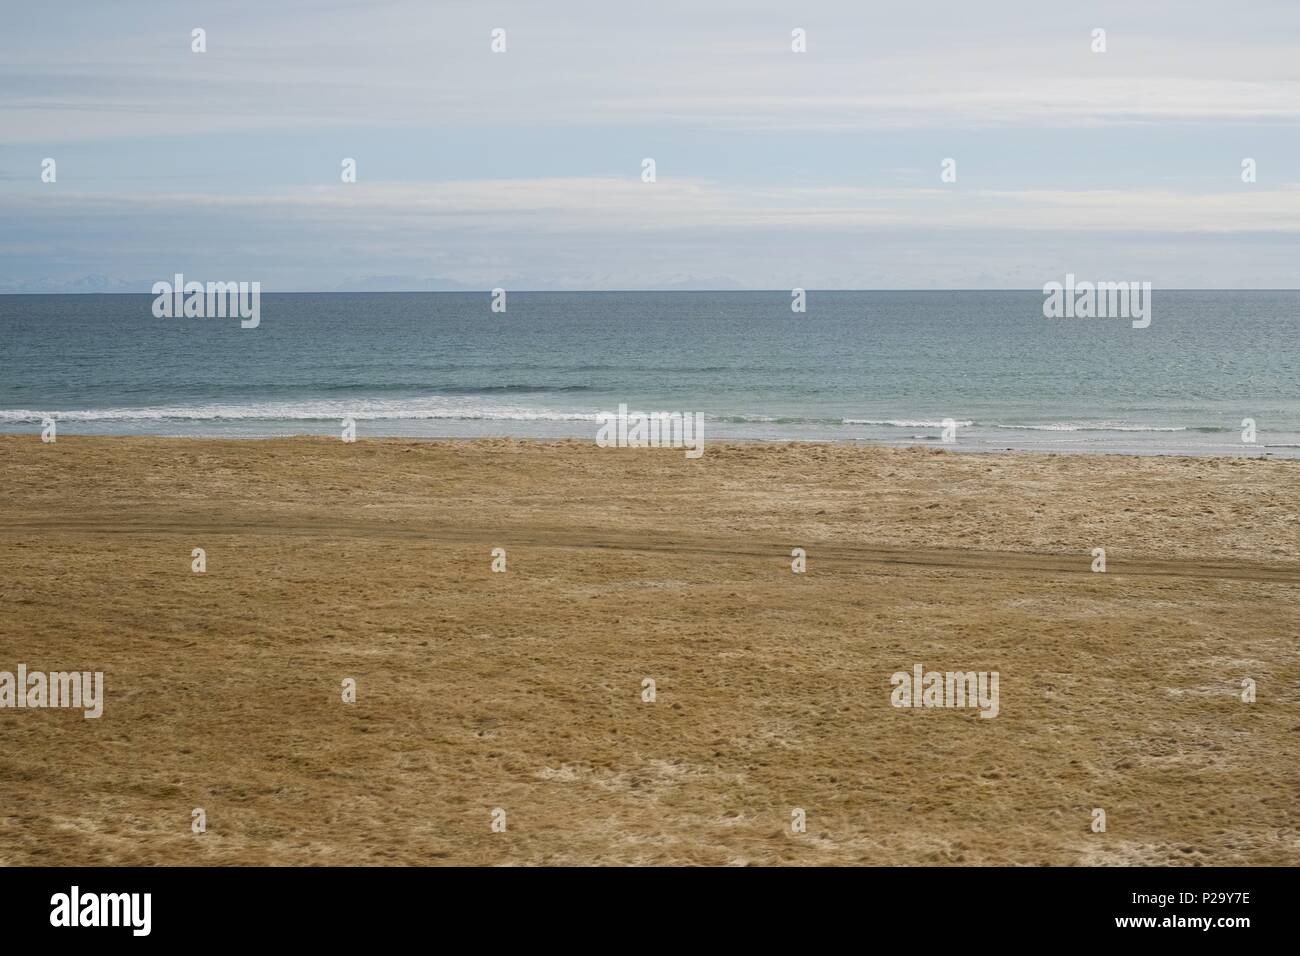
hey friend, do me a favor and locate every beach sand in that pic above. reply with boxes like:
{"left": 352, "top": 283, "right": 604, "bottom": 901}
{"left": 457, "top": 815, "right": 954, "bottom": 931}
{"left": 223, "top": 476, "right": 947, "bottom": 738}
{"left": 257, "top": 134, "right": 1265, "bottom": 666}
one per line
{"left": 1, "top": 435, "right": 1296, "bottom": 866}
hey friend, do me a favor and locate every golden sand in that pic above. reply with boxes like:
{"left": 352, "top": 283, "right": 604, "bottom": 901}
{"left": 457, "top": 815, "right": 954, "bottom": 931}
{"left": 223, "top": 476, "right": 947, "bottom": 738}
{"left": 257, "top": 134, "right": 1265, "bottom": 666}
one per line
{"left": 1, "top": 435, "right": 1296, "bottom": 865}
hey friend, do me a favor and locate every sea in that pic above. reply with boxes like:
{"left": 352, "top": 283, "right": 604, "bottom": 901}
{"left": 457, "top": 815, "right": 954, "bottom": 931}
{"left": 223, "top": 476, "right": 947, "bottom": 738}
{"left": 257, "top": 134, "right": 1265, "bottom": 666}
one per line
{"left": 2, "top": 291, "right": 1297, "bottom": 456}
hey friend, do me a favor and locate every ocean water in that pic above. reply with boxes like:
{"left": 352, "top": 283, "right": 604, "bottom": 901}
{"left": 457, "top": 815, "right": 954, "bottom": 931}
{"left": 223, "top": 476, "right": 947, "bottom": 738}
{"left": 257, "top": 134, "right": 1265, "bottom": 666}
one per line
{"left": 1, "top": 291, "right": 1297, "bottom": 456}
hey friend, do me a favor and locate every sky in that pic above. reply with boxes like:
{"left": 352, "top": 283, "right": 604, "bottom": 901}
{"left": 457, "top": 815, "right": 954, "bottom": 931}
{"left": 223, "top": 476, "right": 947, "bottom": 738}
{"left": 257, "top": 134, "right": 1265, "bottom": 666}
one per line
{"left": 3, "top": 0, "right": 1300, "bottom": 291}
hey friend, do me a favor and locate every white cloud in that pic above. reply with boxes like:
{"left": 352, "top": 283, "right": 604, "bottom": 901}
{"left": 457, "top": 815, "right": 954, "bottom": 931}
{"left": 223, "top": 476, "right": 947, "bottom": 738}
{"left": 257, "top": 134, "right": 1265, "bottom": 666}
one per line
{"left": 4, "top": 0, "right": 1300, "bottom": 142}
{"left": 6, "top": 0, "right": 1300, "bottom": 287}
{"left": 16, "top": 178, "right": 1300, "bottom": 234}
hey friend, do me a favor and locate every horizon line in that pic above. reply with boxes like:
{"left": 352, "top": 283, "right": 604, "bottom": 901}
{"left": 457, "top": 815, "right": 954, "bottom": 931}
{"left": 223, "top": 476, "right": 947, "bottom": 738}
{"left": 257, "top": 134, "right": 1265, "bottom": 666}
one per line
{"left": 5, "top": 288, "right": 1300, "bottom": 296}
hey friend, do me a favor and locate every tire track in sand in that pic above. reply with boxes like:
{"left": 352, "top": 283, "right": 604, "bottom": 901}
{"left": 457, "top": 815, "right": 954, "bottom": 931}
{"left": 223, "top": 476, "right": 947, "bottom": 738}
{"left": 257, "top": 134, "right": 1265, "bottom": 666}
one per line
{"left": 2, "top": 511, "right": 1297, "bottom": 585}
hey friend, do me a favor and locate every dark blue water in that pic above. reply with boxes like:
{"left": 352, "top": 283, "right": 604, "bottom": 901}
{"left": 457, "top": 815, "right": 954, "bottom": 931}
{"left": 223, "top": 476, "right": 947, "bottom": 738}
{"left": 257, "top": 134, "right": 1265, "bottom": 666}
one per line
{"left": 1, "top": 291, "right": 1297, "bottom": 455}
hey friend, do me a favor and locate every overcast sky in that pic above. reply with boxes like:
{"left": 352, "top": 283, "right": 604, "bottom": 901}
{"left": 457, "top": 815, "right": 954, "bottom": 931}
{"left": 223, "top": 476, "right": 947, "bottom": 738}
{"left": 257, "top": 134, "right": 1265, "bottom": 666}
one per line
{"left": 3, "top": 0, "right": 1300, "bottom": 291}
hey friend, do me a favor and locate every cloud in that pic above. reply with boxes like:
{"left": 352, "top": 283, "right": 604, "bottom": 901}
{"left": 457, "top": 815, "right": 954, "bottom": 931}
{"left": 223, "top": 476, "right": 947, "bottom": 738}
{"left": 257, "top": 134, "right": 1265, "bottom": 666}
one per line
{"left": 5, "top": 1, "right": 1300, "bottom": 142}
{"left": 5, "top": 0, "right": 1300, "bottom": 287}
{"left": 13, "top": 178, "right": 1300, "bottom": 234}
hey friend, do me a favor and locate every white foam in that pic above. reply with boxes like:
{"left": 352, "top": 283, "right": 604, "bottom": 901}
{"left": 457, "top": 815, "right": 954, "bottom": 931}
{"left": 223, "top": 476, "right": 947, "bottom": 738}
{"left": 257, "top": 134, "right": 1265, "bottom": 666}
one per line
{"left": 0, "top": 399, "right": 604, "bottom": 423}
{"left": 842, "top": 418, "right": 975, "bottom": 428}
{"left": 990, "top": 422, "right": 1188, "bottom": 432}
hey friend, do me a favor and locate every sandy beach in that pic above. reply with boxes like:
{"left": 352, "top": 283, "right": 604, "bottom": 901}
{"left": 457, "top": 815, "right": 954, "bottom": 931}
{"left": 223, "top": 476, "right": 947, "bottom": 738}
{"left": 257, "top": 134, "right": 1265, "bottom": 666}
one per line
{"left": 1, "top": 435, "right": 1296, "bottom": 866}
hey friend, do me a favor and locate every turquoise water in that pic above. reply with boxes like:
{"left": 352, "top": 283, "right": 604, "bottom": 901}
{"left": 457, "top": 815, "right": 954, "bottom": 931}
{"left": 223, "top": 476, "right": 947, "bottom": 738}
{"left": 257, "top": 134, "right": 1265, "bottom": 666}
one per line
{"left": 1, "top": 291, "right": 1297, "bottom": 456}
